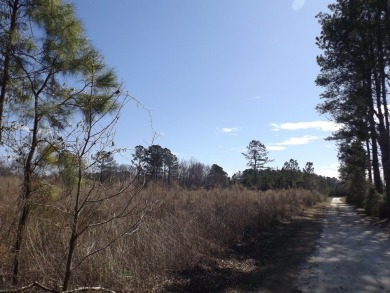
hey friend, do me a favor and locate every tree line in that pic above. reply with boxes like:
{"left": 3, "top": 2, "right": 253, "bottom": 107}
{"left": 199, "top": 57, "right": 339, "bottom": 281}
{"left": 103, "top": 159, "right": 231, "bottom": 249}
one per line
{"left": 236, "top": 140, "right": 338, "bottom": 194}
{"left": 315, "top": 0, "right": 390, "bottom": 215}
{"left": 77, "top": 140, "right": 338, "bottom": 194}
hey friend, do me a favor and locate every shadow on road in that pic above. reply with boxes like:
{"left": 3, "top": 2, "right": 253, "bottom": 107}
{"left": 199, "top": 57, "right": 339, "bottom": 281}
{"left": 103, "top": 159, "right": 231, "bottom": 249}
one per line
{"left": 296, "top": 198, "right": 390, "bottom": 293}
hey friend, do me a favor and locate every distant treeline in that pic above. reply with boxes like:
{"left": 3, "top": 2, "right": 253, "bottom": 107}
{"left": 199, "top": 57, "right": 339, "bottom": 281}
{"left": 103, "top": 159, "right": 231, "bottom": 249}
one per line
{"left": 2, "top": 143, "right": 340, "bottom": 195}
{"left": 1, "top": 145, "right": 338, "bottom": 195}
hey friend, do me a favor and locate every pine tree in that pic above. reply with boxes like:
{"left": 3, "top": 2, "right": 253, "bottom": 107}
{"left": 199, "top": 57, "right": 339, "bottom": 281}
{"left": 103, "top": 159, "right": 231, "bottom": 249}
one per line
{"left": 316, "top": 0, "right": 390, "bottom": 210}
{"left": 1, "top": 0, "right": 121, "bottom": 285}
{"left": 242, "top": 140, "right": 272, "bottom": 187}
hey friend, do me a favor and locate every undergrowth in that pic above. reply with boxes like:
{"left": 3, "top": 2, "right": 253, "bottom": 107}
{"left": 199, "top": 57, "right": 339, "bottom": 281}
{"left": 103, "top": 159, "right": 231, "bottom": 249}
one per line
{"left": 0, "top": 176, "right": 326, "bottom": 292}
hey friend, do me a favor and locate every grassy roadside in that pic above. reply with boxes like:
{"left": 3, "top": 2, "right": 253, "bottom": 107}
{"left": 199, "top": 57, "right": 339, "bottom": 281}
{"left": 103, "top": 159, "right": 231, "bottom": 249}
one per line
{"left": 159, "top": 203, "right": 328, "bottom": 293}
{"left": 0, "top": 176, "right": 326, "bottom": 292}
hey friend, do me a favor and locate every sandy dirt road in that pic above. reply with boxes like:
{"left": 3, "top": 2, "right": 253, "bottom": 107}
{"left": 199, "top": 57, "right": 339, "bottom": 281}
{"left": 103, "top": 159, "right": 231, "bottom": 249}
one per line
{"left": 295, "top": 197, "right": 390, "bottom": 293}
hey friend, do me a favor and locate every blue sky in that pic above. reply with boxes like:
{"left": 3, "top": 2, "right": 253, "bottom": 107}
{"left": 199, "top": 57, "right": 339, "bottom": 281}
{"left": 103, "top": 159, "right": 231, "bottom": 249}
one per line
{"left": 70, "top": 0, "right": 339, "bottom": 178}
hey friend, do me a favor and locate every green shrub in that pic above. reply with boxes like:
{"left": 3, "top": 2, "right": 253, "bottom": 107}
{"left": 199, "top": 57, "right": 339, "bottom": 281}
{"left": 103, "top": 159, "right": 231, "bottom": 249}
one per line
{"left": 364, "top": 187, "right": 384, "bottom": 216}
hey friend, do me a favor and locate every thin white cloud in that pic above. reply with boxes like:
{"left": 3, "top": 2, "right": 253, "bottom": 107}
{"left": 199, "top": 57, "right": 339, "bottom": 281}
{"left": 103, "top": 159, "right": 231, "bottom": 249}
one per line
{"left": 216, "top": 127, "right": 240, "bottom": 135}
{"left": 266, "top": 145, "right": 287, "bottom": 151}
{"left": 292, "top": 0, "right": 305, "bottom": 11}
{"left": 270, "top": 121, "right": 339, "bottom": 132}
{"left": 278, "top": 135, "right": 319, "bottom": 146}
{"left": 267, "top": 135, "right": 319, "bottom": 151}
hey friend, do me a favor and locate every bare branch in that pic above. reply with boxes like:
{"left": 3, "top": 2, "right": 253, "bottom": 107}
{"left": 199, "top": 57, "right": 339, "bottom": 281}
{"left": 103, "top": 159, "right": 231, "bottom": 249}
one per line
{"left": 0, "top": 282, "right": 118, "bottom": 293}
{"left": 63, "top": 287, "right": 117, "bottom": 293}
{"left": 0, "top": 282, "right": 57, "bottom": 292}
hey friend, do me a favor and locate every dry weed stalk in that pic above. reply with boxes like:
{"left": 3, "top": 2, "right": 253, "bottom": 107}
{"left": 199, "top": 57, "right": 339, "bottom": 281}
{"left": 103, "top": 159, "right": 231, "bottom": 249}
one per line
{"left": 0, "top": 177, "right": 325, "bottom": 292}
{"left": 0, "top": 281, "right": 117, "bottom": 292}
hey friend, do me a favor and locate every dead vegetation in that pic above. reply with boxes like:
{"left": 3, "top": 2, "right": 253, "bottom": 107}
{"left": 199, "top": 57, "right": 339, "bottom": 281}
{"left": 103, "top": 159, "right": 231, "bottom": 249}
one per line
{"left": 0, "top": 176, "right": 326, "bottom": 292}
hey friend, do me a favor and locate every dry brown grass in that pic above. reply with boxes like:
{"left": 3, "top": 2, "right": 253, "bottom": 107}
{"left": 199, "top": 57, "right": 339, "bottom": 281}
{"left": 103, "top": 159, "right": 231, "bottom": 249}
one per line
{"left": 0, "top": 177, "right": 326, "bottom": 292}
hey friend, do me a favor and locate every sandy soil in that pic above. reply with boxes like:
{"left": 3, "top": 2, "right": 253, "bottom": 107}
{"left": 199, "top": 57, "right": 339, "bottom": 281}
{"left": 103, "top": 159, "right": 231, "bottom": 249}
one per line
{"left": 295, "top": 197, "right": 390, "bottom": 293}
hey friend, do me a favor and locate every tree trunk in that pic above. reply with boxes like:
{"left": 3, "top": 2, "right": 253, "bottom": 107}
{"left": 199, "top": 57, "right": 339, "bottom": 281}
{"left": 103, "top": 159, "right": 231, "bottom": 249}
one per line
{"left": 12, "top": 94, "right": 40, "bottom": 285}
{"left": 371, "top": 57, "right": 390, "bottom": 213}
{"left": 62, "top": 158, "right": 83, "bottom": 291}
{"left": 382, "top": 150, "right": 390, "bottom": 214}
{"left": 366, "top": 140, "right": 373, "bottom": 184}
{"left": 375, "top": 3, "right": 390, "bottom": 211}
{"left": 12, "top": 198, "right": 30, "bottom": 285}
{"left": 62, "top": 226, "right": 78, "bottom": 291}
{"left": 0, "top": 0, "right": 19, "bottom": 142}
{"left": 371, "top": 134, "right": 383, "bottom": 193}
{"left": 367, "top": 75, "right": 383, "bottom": 193}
